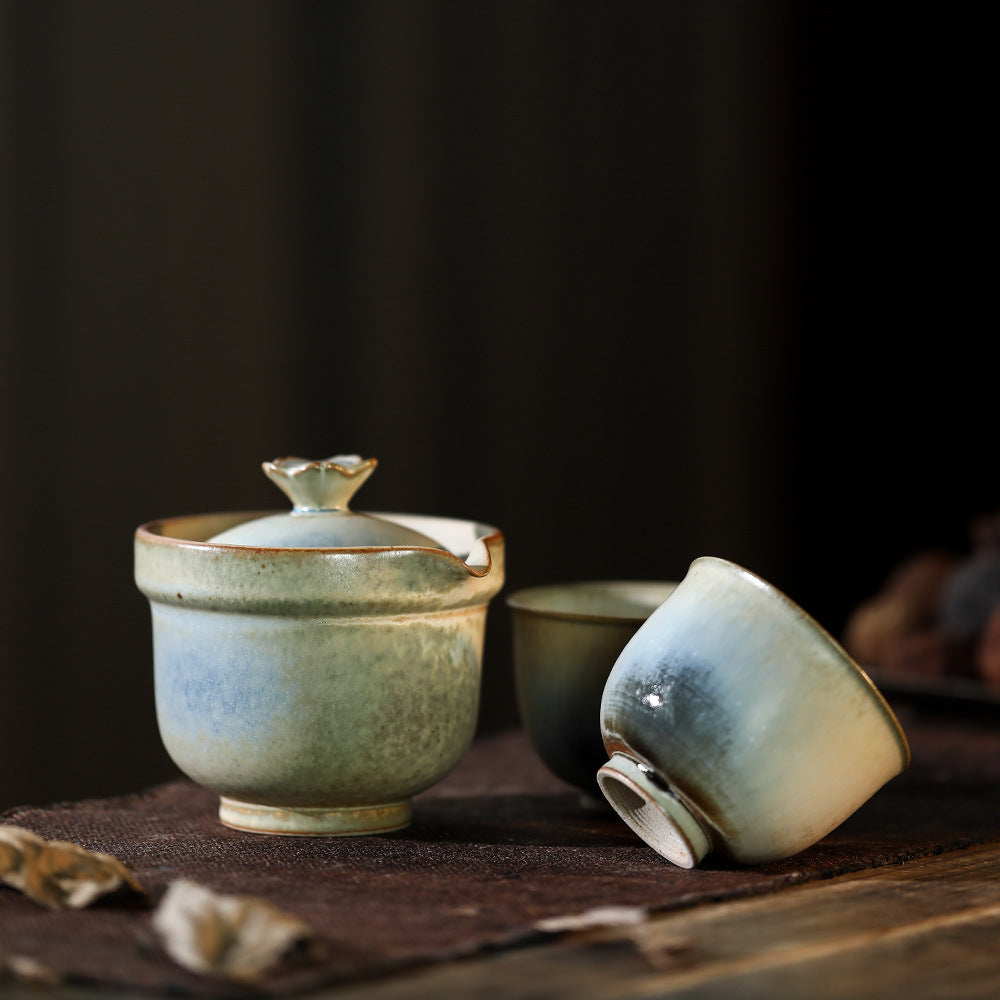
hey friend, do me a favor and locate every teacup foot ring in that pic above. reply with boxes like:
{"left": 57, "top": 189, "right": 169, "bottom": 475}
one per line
{"left": 597, "top": 752, "right": 712, "bottom": 868}
{"left": 218, "top": 797, "right": 412, "bottom": 836}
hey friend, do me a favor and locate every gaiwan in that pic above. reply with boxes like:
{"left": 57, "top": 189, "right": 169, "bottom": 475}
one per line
{"left": 134, "top": 455, "right": 504, "bottom": 836}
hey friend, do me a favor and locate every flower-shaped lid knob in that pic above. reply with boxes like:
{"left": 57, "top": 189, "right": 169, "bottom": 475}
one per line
{"left": 263, "top": 454, "right": 376, "bottom": 512}
{"left": 207, "top": 455, "right": 445, "bottom": 549}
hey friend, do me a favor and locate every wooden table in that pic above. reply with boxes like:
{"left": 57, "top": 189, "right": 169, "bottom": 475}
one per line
{"left": 323, "top": 841, "right": 1000, "bottom": 1000}
{"left": 6, "top": 841, "right": 999, "bottom": 999}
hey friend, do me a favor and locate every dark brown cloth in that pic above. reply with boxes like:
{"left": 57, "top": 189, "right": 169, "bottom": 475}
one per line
{"left": 3, "top": 696, "right": 1000, "bottom": 997}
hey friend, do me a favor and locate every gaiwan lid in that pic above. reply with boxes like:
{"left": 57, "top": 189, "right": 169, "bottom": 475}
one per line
{"left": 207, "top": 455, "right": 444, "bottom": 549}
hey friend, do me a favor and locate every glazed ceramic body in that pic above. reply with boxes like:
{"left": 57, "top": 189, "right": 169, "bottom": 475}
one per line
{"left": 135, "top": 510, "right": 504, "bottom": 836}
{"left": 507, "top": 582, "right": 677, "bottom": 804}
{"left": 598, "top": 557, "right": 910, "bottom": 868}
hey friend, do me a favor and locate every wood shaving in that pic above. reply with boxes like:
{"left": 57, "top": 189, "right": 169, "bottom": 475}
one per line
{"left": 632, "top": 931, "right": 695, "bottom": 971}
{"left": 535, "top": 905, "right": 648, "bottom": 933}
{"left": 1, "top": 953, "right": 63, "bottom": 986}
{"left": 151, "top": 879, "right": 315, "bottom": 981}
{"left": 0, "top": 825, "right": 145, "bottom": 910}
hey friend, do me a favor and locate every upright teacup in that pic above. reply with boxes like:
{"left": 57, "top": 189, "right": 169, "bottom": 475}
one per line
{"left": 598, "top": 556, "right": 910, "bottom": 868}
{"left": 507, "top": 581, "right": 677, "bottom": 805}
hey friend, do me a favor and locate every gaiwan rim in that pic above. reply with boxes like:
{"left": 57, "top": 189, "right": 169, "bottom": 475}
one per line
{"left": 134, "top": 510, "right": 505, "bottom": 616}
{"left": 135, "top": 509, "right": 501, "bottom": 577}
{"left": 689, "top": 555, "right": 911, "bottom": 769}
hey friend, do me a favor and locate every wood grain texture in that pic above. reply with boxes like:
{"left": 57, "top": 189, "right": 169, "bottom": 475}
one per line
{"left": 326, "top": 841, "right": 1000, "bottom": 1000}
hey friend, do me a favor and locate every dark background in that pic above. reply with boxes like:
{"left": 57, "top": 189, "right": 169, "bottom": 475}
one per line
{"left": 0, "top": 2, "right": 993, "bottom": 811}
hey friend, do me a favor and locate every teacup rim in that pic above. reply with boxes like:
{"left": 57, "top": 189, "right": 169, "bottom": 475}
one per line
{"left": 505, "top": 579, "right": 678, "bottom": 625}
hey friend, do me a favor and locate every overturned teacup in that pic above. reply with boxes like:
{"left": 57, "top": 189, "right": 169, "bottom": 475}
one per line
{"left": 598, "top": 556, "right": 910, "bottom": 868}
{"left": 507, "top": 581, "right": 677, "bottom": 805}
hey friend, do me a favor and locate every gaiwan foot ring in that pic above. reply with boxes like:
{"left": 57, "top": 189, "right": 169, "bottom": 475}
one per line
{"left": 597, "top": 752, "right": 712, "bottom": 869}
{"left": 218, "top": 797, "right": 412, "bottom": 836}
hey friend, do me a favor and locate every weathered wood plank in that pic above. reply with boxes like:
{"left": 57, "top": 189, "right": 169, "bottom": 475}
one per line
{"left": 326, "top": 841, "right": 1000, "bottom": 1000}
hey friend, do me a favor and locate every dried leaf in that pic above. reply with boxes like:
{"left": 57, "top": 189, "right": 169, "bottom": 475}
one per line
{"left": 152, "top": 879, "right": 315, "bottom": 982}
{"left": 0, "top": 825, "right": 145, "bottom": 910}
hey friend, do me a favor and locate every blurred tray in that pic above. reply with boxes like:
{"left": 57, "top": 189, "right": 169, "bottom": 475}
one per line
{"left": 867, "top": 666, "right": 1000, "bottom": 712}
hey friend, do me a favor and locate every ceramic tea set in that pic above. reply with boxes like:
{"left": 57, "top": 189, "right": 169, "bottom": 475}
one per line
{"left": 134, "top": 455, "right": 909, "bottom": 867}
